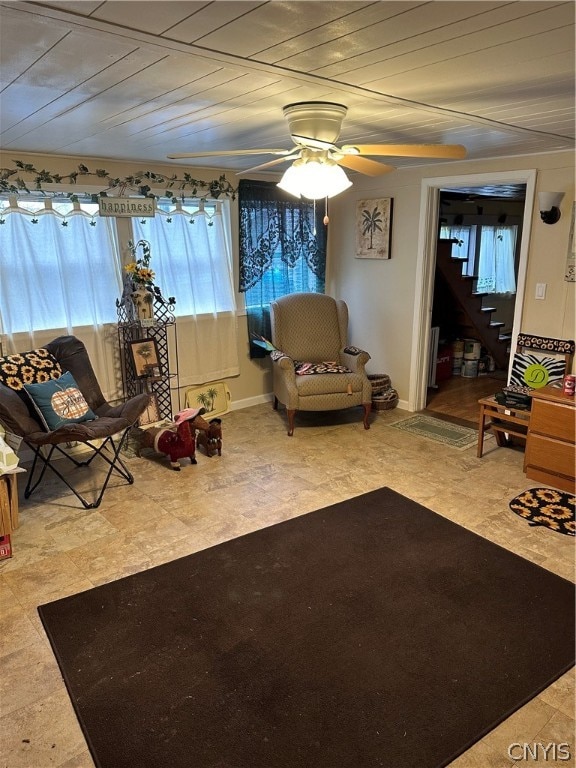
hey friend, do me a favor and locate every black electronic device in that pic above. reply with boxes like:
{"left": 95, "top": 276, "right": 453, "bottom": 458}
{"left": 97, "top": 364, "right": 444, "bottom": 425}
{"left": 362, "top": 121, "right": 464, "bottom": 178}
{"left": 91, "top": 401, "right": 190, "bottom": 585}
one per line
{"left": 494, "top": 387, "right": 532, "bottom": 410}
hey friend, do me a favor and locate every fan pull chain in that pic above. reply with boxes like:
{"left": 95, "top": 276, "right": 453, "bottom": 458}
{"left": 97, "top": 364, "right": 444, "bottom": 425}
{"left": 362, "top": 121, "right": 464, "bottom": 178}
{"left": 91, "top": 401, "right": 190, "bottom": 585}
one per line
{"left": 323, "top": 196, "right": 329, "bottom": 226}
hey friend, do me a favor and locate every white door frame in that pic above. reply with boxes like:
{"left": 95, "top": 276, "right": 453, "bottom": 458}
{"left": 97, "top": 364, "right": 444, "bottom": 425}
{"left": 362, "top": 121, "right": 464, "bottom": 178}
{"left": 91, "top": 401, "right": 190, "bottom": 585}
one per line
{"left": 408, "top": 169, "right": 537, "bottom": 412}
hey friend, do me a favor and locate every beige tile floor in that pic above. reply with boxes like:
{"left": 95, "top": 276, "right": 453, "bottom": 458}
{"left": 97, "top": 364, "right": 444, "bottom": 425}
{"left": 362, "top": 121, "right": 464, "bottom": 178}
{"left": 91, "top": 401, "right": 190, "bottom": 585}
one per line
{"left": 0, "top": 403, "right": 574, "bottom": 768}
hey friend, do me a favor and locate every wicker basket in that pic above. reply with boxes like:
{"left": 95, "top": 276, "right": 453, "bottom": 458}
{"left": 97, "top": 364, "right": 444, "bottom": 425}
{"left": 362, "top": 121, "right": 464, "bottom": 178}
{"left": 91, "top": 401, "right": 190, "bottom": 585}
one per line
{"left": 368, "top": 373, "right": 391, "bottom": 395}
{"left": 372, "top": 387, "right": 399, "bottom": 410}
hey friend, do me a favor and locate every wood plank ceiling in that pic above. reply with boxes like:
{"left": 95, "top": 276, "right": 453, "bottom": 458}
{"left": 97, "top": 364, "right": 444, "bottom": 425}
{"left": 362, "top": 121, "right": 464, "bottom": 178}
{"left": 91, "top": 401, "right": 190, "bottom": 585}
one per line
{"left": 0, "top": 1, "right": 574, "bottom": 176}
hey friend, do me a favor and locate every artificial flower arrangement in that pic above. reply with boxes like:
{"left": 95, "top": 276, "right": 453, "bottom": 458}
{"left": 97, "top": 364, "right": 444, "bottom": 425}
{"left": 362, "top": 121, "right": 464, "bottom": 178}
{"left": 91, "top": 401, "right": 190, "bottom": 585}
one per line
{"left": 120, "top": 240, "right": 175, "bottom": 322}
{"left": 125, "top": 239, "right": 155, "bottom": 287}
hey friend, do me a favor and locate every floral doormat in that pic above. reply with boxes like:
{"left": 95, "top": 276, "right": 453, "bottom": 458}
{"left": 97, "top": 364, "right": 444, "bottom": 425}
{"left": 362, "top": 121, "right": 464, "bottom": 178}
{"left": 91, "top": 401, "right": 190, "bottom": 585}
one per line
{"left": 509, "top": 488, "right": 575, "bottom": 536}
{"left": 390, "top": 414, "right": 479, "bottom": 450}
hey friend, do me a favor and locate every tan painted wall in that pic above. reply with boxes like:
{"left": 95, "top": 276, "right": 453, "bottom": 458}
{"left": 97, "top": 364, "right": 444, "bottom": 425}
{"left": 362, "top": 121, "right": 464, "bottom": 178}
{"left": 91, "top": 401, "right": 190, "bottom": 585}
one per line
{"left": 327, "top": 151, "right": 575, "bottom": 403}
{"left": 1, "top": 150, "right": 574, "bottom": 410}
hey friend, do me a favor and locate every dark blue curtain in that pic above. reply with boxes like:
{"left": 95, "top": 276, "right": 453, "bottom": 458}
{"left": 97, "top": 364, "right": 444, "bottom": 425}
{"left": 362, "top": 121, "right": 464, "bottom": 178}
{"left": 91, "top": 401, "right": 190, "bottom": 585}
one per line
{"left": 238, "top": 179, "right": 327, "bottom": 358}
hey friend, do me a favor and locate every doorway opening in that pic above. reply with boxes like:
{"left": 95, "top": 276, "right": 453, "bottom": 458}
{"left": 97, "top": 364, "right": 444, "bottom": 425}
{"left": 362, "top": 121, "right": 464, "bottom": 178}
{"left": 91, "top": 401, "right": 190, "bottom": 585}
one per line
{"left": 408, "top": 169, "right": 537, "bottom": 421}
{"left": 426, "top": 184, "right": 526, "bottom": 425}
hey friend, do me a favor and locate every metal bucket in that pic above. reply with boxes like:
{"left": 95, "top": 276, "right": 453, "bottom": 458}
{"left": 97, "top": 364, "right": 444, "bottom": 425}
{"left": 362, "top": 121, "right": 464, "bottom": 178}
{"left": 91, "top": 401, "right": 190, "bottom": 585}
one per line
{"left": 461, "top": 359, "right": 479, "bottom": 378}
{"left": 463, "top": 339, "right": 481, "bottom": 360}
{"left": 452, "top": 356, "right": 463, "bottom": 375}
{"left": 452, "top": 339, "right": 464, "bottom": 357}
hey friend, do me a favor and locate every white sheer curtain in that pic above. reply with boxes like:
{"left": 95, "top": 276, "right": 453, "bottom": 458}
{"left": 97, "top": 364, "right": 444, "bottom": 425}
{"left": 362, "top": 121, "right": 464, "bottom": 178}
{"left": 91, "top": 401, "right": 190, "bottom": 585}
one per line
{"left": 132, "top": 200, "right": 239, "bottom": 385}
{"left": 439, "top": 224, "right": 476, "bottom": 276}
{"left": 0, "top": 200, "right": 123, "bottom": 400}
{"left": 476, "top": 226, "right": 517, "bottom": 294}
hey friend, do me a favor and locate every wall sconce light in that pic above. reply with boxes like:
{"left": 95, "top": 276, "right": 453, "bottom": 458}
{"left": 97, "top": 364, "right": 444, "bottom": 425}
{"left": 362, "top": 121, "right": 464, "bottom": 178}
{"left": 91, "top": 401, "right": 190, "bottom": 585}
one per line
{"left": 538, "top": 191, "right": 564, "bottom": 224}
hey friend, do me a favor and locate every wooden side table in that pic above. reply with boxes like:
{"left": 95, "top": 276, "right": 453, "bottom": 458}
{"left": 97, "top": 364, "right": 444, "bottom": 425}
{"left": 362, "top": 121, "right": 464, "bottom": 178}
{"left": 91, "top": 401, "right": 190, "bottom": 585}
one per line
{"left": 0, "top": 473, "right": 19, "bottom": 536}
{"left": 477, "top": 395, "right": 531, "bottom": 458}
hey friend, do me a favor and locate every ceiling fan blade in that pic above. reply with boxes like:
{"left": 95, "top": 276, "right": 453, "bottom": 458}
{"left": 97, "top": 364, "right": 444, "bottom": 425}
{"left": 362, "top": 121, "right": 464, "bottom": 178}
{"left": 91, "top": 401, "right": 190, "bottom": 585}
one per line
{"left": 236, "top": 154, "right": 300, "bottom": 175}
{"left": 167, "top": 149, "right": 292, "bottom": 159}
{"left": 342, "top": 144, "right": 467, "bottom": 159}
{"left": 336, "top": 155, "right": 395, "bottom": 177}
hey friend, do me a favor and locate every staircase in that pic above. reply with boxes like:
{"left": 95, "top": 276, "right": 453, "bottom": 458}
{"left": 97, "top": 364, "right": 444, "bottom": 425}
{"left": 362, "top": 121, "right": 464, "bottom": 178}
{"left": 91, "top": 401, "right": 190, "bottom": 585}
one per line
{"left": 435, "top": 239, "right": 510, "bottom": 370}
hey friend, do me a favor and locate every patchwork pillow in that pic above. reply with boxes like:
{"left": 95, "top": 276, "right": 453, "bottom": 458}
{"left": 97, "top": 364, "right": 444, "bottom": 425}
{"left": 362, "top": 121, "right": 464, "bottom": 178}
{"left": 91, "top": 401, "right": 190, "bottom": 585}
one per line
{"left": 23, "top": 371, "right": 97, "bottom": 430}
{"left": 294, "top": 362, "right": 352, "bottom": 375}
{"left": 509, "top": 352, "right": 566, "bottom": 391}
{"left": 0, "top": 348, "right": 63, "bottom": 391}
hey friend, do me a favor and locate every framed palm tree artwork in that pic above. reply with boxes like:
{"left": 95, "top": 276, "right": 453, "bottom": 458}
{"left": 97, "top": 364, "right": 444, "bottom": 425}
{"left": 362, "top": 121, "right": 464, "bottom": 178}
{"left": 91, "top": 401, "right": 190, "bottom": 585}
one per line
{"left": 356, "top": 198, "right": 393, "bottom": 259}
{"left": 128, "top": 338, "right": 162, "bottom": 379}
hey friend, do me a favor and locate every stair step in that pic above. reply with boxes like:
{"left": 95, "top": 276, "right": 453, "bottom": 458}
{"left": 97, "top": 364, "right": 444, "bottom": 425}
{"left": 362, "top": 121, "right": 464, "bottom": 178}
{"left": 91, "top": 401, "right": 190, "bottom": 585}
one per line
{"left": 481, "top": 307, "right": 497, "bottom": 313}
{"left": 490, "top": 321, "right": 505, "bottom": 328}
{"left": 499, "top": 332, "right": 512, "bottom": 341}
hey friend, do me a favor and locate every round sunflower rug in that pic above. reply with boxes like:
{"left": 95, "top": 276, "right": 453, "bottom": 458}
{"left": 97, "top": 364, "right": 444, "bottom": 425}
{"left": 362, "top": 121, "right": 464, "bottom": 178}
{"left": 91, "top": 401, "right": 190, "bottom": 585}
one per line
{"left": 509, "top": 488, "right": 575, "bottom": 536}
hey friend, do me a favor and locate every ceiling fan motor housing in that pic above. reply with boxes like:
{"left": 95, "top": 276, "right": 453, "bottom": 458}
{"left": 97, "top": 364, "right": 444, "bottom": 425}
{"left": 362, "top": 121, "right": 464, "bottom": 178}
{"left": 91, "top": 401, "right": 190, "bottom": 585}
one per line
{"left": 283, "top": 102, "right": 348, "bottom": 144}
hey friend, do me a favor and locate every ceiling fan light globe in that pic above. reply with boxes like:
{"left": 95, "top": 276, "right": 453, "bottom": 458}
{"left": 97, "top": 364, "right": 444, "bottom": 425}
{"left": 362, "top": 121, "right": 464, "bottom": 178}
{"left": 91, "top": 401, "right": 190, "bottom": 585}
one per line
{"left": 277, "top": 165, "right": 303, "bottom": 198}
{"left": 303, "top": 163, "right": 352, "bottom": 200}
{"left": 278, "top": 160, "right": 351, "bottom": 200}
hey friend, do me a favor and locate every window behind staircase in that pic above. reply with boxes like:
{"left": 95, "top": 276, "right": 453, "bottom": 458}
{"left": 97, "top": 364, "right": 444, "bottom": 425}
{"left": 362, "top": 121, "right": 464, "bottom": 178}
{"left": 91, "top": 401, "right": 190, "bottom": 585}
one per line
{"left": 440, "top": 224, "right": 517, "bottom": 294}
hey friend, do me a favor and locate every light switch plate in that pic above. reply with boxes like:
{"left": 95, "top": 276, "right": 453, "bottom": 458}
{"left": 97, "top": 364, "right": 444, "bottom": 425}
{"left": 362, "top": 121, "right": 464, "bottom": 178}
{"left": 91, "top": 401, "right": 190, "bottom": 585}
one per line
{"left": 535, "top": 283, "right": 546, "bottom": 299}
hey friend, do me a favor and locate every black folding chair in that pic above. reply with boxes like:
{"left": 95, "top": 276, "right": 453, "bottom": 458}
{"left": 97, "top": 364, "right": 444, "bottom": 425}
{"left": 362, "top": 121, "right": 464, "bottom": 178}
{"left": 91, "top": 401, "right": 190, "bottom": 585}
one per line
{"left": 0, "top": 335, "right": 150, "bottom": 508}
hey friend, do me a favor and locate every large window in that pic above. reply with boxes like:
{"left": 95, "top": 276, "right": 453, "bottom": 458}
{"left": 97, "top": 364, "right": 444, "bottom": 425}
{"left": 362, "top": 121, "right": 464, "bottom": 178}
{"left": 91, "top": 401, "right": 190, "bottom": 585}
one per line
{"left": 238, "top": 179, "right": 326, "bottom": 356}
{"left": 131, "top": 199, "right": 236, "bottom": 317}
{"left": 0, "top": 194, "right": 239, "bottom": 389}
{"left": 440, "top": 223, "right": 517, "bottom": 294}
{"left": 0, "top": 199, "right": 121, "bottom": 334}
{"left": 132, "top": 198, "right": 239, "bottom": 384}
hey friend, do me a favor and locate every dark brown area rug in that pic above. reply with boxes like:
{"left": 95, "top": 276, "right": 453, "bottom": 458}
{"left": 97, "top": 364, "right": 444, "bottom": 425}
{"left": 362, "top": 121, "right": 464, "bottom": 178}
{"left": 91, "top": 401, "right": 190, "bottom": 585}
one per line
{"left": 38, "top": 487, "right": 575, "bottom": 768}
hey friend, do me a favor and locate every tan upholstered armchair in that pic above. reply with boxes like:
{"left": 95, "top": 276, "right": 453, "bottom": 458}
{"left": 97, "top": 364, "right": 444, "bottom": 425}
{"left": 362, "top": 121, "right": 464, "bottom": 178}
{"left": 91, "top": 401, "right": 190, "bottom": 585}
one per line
{"left": 270, "top": 292, "right": 372, "bottom": 435}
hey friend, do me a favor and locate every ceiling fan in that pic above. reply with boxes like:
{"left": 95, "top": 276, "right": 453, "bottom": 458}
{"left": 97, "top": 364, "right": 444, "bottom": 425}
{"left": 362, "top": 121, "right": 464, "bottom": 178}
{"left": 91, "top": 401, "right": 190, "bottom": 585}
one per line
{"left": 167, "top": 101, "right": 467, "bottom": 177}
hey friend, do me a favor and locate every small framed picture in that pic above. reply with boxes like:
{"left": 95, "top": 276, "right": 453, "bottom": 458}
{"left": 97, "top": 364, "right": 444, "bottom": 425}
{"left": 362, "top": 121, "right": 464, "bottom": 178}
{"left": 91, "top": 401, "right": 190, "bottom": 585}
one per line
{"left": 139, "top": 393, "right": 161, "bottom": 426}
{"left": 355, "top": 197, "right": 393, "bottom": 259}
{"left": 128, "top": 338, "right": 162, "bottom": 379}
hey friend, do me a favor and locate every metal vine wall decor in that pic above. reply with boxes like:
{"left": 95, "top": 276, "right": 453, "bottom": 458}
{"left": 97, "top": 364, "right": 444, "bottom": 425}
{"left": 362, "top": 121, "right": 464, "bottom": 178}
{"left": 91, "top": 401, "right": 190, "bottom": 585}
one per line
{"left": 0, "top": 160, "right": 237, "bottom": 200}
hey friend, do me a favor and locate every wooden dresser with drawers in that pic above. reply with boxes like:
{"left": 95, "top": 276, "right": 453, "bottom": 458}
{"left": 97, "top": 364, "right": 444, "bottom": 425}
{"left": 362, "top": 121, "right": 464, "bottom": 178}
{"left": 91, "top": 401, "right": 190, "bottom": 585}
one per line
{"left": 524, "top": 385, "right": 575, "bottom": 493}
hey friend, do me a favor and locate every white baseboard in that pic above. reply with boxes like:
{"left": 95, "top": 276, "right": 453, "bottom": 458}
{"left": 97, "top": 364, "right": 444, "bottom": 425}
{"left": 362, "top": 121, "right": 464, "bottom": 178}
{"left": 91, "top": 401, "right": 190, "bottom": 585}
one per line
{"left": 230, "top": 392, "right": 274, "bottom": 411}
{"left": 230, "top": 393, "right": 412, "bottom": 414}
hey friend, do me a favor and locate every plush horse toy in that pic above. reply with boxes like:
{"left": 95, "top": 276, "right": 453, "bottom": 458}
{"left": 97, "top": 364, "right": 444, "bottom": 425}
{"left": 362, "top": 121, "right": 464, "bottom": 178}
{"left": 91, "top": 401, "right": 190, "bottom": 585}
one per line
{"left": 196, "top": 418, "right": 222, "bottom": 457}
{"left": 142, "top": 408, "right": 211, "bottom": 470}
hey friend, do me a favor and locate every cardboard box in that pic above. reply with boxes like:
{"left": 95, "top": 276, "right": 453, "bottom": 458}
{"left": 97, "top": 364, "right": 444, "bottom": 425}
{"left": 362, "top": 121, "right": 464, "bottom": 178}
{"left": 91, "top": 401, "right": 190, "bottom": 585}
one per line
{"left": 0, "top": 433, "right": 19, "bottom": 472}
{"left": 0, "top": 534, "right": 12, "bottom": 559}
